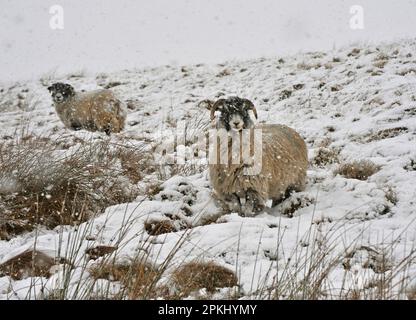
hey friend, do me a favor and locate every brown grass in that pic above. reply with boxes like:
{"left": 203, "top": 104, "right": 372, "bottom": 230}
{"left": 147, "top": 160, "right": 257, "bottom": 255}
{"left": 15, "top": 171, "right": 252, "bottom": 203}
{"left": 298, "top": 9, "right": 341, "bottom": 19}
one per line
{"left": 297, "top": 62, "right": 322, "bottom": 70}
{"left": 144, "top": 219, "right": 177, "bottom": 236}
{"left": 280, "top": 195, "right": 314, "bottom": 218}
{"left": 85, "top": 245, "right": 118, "bottom": 260}
{"left": 312, "top": 147, "right": 340, "bottom": 167}
{"left": 366, "top": 127, "right": 408, "bottom": 142}
{"left": 0, "top": 249, "right": 69, "bottom": 280}
{"left": 145, "top": 182, "right": 163, "bottom": 199}
{"left": 373, "top": 59, "right": 388, "bottom": 69}
{"left": 172, "top": 261, "right": 238, "bottom": 297}
{"left": 335, "top": 160, "right": 381, "bottom": 180}
{"left": 0, "top": 135, "right": 145, "bottom": 240}
{"left": 89, "top": 260, "right": 159, "bottom": 299}
{"left": 117, "top": 147, "right": 156, "bottom": 184}
{"left": 397, "top": 68, "right": 416, "bottom": 76}
{"left": 347, "top": 48, "right": 361, "bottom": 57}
{"left": 216, "top": 69, "right": 232, "bottom": 77}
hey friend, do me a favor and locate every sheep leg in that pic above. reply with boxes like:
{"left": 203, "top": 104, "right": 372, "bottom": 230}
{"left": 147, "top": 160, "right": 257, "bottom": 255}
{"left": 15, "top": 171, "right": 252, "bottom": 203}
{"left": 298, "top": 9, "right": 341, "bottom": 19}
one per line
{"left": 243, "top": 190, "right": 265, "bottom": 216}
{"left": 228, "top": 193, "right": 242, "bottom": 213}
{"left": 239, "top": 196, "right": 253, "bottom": 216}
{"left": 104, "top": 128, "right": 112, "bottom": 136}
{"left": 271, "top": 181, "right": 306, "bottom": 207}
{"left": 70, "top": 121, "right": 82, "bottom": 131}
{"left": 103, "top": 123, "right": 114, "bottom": 136}
{"left": 293, "top": 178, "right": 306, "bottom": 192}
{"left": 271, "top": 188, "right": 294, "bottom": 207}
{"left": 220, "top": 193, "right": 242, "bottom": 214}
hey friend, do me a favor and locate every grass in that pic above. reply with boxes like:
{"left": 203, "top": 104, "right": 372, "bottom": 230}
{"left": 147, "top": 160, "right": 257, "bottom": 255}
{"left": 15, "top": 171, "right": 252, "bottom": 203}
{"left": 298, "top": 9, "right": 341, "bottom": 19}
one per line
{"left": 0, "top": 249, "right": 69, "bottom": 280}
{"left": 144, "top": 219, "right": 177, "bottom": 236}
{"left": 89, "top": 259, "right": 159, "bottom": 299}
{"left": 171, "top": 261, "right": 238, "bottom": 298}
{"left": 0, "top": 127, "right": 414, "bottom": 300}
{"left": 334, "top": 160, "right": 381, "bottom": 181}
{"left": 367, "top": 127, "right": 408, "bottom": 142}
{"left": 0, "top": 191, "right": 415, "bottom": 300}
{"left": 254, "top": 210, "right": 416, "bottom": 300}
{"left": 312, "top": 147, "right": 340, "bottom": 167}
{"left": 0, "top": 126, "right": 412, "bottom": 300}
{"left": 0, "top": 134, "right": 149, "bottom": 240}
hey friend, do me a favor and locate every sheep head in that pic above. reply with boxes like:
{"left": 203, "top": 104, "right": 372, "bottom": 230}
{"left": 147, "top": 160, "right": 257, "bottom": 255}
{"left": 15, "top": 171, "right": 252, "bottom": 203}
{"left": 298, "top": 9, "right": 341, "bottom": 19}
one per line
{"left": 48, "top": 83, "right": 75, "bottom": 104}
{"left": 209, "top": 97, "right": 257, "bottom": 131}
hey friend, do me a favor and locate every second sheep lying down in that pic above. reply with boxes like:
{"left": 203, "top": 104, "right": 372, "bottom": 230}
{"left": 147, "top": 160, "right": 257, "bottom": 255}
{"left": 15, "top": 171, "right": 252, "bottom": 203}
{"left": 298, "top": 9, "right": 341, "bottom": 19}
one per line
{"left": 48, "top": 83, "right": 126, "bottom": 135}
{"left": 207, "top": 97, "right": 308, "bottom": 216}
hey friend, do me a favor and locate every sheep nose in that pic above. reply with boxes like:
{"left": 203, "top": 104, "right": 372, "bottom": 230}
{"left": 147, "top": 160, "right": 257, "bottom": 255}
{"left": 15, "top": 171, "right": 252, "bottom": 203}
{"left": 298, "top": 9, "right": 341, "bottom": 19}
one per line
{"left": 233, "top": 121, "right": 240, "bottom": 126}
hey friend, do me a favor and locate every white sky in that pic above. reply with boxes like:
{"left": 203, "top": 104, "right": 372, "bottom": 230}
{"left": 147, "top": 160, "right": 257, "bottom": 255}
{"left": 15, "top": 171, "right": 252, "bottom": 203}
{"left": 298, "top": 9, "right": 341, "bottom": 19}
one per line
{"left": 1, "top": 0, "right": 415, "bottom": 83}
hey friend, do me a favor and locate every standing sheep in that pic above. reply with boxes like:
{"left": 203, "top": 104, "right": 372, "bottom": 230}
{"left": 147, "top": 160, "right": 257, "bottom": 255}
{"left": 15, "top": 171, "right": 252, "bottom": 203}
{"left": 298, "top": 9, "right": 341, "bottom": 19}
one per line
{"left": 48, "top": 83, "right": 126, "bottom": 135}
{"left": 207, "top": 97, "right": 308, "bottom": 216}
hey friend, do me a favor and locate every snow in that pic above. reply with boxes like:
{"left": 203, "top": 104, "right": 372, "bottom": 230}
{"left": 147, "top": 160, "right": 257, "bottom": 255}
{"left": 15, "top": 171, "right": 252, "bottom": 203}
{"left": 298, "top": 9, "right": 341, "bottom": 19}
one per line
{"left": 0, "top": 38, "right": 416, "bottom": 299}
{"left": 2, "top": 0, "right": 416, "bottom": 84}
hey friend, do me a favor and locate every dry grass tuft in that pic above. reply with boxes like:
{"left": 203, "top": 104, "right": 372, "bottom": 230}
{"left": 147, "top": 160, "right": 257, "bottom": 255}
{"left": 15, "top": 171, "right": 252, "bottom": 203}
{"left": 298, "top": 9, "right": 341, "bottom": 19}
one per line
{"left": 85, "top": 245, "right": 118, "bottom": 260}
{"left": 367, "top": 127, "right": 408, "bottom": 142}
{"left": 144, "top": 219, "right": 177, "bottom": 236}
{"left": 172, "top": 261, "right": 238, "bottom": 297}
{"left": 144, "top": 182, "right": 164, "bottom": 199}
{"left": 279, "top": 89, "right": 292, "bottom": 101}
{"left": 347, "top": 48, "right": 361, "bottom": 57}
{"left": 397, "top": 68, "right": 416, "bottom": 76}
{"left": 343, "top": 246, "right": 392, "bottom": 274}
{"left": 279, "top": 195, "right": 314, "bottom": 218}
{"left": 373, "top": 59, "right": 388, "bottom": 69}
{"left": 373, "top": 53, "right": 389, "bottom": 68}
{"left": 335, "top": 160, "right": 381, "bottom": 181}
{"left": 216, "top": 69, "right": 232, "bottom": 77}
{"left": 383, "top": 185, "right": 398, "bottom": 205}
{"left": 0, "top": 249, "right": 69, "bottom": 280}
{"left": 0, "top": 135, "right": 143, "bottom": 240}
{"left": 90, "top": 260, "right": 159, "bottom": 299}
{"left": 297, "top": 62, "right": 322, "bottom": 70}
{"left": 404, "top": 158, "right": 416, "bottom": 171}
{"left": 312, "top": 147, "right": 340, "bottom": 167}
{"left": 117, "top": 147, "right": 156, "bottom": 184}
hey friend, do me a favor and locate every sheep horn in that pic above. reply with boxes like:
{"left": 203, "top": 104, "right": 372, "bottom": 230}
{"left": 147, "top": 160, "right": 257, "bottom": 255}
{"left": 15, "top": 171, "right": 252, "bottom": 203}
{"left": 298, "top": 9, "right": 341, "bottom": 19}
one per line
{"left": 210, "top": 99, "right": 226, "bottom": 121}
{"left": 198, "top": 99, "right": 214, "bottom": 110}
{"left": 244, "top": 99, "right": 258, "bottom": 119}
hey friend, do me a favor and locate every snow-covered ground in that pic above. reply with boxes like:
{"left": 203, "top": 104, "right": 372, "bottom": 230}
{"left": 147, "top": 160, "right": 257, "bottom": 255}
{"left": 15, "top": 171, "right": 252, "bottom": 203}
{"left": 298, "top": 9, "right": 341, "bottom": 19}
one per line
{"left": 0, "top": 39, "right": 415, "bottom": 299}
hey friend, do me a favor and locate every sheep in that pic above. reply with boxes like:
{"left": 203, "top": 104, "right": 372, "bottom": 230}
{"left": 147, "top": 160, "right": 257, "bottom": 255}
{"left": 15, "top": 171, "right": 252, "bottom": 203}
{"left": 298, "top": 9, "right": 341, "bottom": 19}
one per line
{"left": 207, "top": 97, "right": 308, "bottom": 216}
{"left": 47, "top": 83, "right": 126, "bottom": 135}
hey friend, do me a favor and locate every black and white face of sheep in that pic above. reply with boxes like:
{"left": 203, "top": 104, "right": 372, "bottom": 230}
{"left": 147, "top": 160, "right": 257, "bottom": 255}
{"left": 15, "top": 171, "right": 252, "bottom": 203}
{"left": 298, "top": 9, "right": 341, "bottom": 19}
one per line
{"left": 211, "top": 97, "right": 258, "bottom": 131}
{"left": 47, "top": 83, "right": 75, "bottom": 104}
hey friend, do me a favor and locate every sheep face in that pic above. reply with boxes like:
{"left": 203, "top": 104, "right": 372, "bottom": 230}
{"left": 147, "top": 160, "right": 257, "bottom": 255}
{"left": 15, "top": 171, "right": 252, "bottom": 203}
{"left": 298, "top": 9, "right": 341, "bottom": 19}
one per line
{"left": 211, "top": 97, "right": 258, "bottom": 131}
{"left": 48, "top": 83, "right": 75, "bottom": 104}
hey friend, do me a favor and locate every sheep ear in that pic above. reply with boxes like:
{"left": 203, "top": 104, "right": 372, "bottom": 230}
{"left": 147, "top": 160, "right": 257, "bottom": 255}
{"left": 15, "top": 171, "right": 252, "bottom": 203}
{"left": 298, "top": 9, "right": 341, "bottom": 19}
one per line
{"left": 210, "top": 99, "right": 226, "bottom": 120}
{"left": 47, "top": 85, "right": 54, "bottom": 92}
{"left": 244, "top": 99, "right": 258, "bottom": 119}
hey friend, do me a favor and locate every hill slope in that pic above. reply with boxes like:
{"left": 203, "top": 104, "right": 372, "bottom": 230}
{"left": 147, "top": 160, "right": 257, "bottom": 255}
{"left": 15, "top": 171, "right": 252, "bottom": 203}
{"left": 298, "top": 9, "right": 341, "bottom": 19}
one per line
{"left": 0, "top": 39, "right": 415, "bottom": 299}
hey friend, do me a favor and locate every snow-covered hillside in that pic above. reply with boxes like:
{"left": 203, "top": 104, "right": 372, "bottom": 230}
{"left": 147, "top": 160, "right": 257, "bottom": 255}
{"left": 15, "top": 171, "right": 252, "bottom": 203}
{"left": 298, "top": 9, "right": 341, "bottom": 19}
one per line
{"left": 0, "top": 39, "right": 415, "bottom": 299}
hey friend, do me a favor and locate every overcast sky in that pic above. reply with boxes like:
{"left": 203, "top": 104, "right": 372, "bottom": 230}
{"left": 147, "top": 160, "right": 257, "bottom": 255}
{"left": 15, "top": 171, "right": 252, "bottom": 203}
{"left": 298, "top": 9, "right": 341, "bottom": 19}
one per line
{"left": 1, "top": 0, "right": 415, "bottom": 83}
